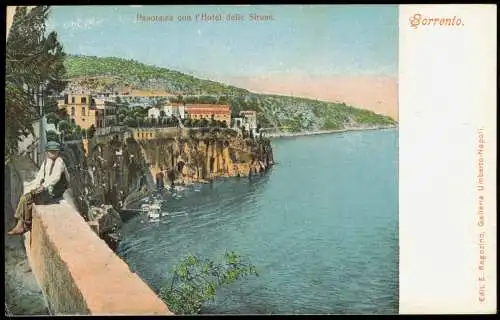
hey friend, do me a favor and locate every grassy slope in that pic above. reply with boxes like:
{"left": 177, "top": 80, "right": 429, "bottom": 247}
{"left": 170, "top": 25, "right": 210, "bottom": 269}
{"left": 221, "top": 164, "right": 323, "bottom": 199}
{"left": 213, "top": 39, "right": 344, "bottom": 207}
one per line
{"left": 64, "top": 54, "right": 398, "bottom": 131}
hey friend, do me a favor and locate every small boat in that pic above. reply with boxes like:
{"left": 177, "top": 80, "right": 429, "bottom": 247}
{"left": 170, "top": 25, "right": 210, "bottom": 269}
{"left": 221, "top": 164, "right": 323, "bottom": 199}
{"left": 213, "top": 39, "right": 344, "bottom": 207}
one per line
{"left": 150, "top": 203, "right": 162, "bottom": 210}
{"left": 148, "top": 212, "right": 160, "bottom": 219}
{"left": 146, "top": 199, "right": 163, "bottom": 219}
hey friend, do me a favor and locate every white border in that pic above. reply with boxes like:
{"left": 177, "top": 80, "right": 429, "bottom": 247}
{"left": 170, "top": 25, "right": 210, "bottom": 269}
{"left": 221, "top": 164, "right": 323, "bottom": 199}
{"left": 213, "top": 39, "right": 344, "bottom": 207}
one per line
{"left": 399, "top": 4, "right": 497, "bottom": 314}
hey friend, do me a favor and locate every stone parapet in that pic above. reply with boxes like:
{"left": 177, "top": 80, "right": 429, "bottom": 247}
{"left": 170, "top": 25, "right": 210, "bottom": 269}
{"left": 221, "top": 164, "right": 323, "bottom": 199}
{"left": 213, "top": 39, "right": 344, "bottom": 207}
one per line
{"left": 24, "top": 202, "right": 173, "bottom": 316}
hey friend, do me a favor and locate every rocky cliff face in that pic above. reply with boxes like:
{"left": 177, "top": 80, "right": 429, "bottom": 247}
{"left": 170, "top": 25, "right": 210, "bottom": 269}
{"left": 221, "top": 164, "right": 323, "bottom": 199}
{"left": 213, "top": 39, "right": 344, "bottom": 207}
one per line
{"left": 139, "top": 128, "right": 274, "bottom": 186}
{"left": 58, "top": 128, "right": 274, "bottom": 249}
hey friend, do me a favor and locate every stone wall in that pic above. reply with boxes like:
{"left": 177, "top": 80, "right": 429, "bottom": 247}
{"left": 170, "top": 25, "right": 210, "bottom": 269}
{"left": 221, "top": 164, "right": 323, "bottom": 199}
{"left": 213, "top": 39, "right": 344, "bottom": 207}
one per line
{"left": 24, "top": 202, "right": 173, "bottom": 315}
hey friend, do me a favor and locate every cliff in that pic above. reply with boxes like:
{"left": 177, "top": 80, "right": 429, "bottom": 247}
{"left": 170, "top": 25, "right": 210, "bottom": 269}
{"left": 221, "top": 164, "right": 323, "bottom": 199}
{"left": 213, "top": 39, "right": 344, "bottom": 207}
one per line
{"left": 138, "top": 127, "right": 274, "bottom": 185}
{"left": 57, "top": 128, "right": 274, "bottom": 249}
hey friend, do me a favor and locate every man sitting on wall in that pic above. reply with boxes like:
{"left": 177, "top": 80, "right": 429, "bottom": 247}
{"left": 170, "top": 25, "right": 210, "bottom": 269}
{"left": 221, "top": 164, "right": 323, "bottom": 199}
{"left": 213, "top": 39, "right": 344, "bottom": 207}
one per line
{"left": 8, "top": 141, "right": 71, "bottom": 236}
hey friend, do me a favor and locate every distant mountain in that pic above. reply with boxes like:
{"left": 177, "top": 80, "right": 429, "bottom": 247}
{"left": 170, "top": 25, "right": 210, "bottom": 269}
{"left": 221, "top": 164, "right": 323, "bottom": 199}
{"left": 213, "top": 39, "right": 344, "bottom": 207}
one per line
{"left": 63, "top": 54, "right": 397, "bottom": 132}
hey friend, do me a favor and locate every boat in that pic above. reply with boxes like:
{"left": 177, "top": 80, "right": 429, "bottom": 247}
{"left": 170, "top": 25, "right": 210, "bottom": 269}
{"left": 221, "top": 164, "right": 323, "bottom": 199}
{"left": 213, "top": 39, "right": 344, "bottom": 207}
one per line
{"left": 148, "top": 212, "right": 160, "bottom": 219}
{"left": 146, "top": 200, "right": 163, "bottom": 219}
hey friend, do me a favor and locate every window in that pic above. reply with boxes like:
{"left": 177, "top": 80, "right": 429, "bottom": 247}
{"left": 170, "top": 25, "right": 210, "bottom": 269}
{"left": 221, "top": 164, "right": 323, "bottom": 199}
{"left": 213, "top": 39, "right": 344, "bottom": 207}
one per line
{"left": 82, "top": 107, "right": 86, "bottom": 115}
{"left": 71, "top": 97, "right": 75, "bottom": 104}
{"left": 71, "top": 107, "right": 75, "bottom": 116}
{"left": 81, "top": 97, "right": 87, "bottom": 104}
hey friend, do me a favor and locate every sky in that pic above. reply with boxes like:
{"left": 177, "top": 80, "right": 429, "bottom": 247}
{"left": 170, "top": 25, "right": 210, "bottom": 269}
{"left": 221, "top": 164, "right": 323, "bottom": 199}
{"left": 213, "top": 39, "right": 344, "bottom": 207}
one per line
{"left": 46, "top": 5, "right": 399, "bottom": 119}
{"left": 47, "top": 5, "right": 398, "bottom": 78}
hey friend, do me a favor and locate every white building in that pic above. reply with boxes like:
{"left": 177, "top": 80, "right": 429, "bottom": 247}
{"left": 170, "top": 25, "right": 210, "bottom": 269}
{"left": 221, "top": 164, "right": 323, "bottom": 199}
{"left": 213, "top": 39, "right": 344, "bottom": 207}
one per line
{"left": 148, "top": 107, "right": 161, "bottom": 119}
{"left": 240, "top": 111, "right": 257, "bottom": 130}
{"left": 163, "top": 104, "right": 174, "bottom": 117}
{"left": 232, "top": 117, "right": 244, "bottom": 129}
{"left": 159, "top": 104, "right": 186, "bottom": 120}
{"left": 147, "top": 104, "right": 187, "bottom": 120}
{"left": 177, "top": 105, "right": 185, "bottom": 120}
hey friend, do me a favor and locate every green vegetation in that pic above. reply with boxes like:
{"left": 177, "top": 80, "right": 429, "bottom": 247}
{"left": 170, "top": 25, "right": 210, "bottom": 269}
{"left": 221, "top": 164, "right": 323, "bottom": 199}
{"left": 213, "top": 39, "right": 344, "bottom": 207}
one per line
{"left": 159, "top": 251, "right": 258, "bottom": 315}
{"left": 64, "top": 55, "right": 398, "bottom": 133}
{"left": 64, "top": 55, "right": 246, "bottom": 96}
{"left": 54, "top": 120, "right": 93, "bottom": 141}
{"left": 5, "top": 6, "right": 67, "bottom": 163}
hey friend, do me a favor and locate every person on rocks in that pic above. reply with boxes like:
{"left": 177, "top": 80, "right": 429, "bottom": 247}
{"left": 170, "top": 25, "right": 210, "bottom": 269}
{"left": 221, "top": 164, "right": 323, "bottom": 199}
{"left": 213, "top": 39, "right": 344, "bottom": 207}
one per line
{"left": 8, "top": 141, "right": 71, "bottom": 236}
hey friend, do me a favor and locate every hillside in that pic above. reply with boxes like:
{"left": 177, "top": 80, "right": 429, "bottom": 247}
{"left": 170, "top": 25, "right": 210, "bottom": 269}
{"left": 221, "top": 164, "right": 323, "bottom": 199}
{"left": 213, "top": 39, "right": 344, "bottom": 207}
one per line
{"left": 64, "top": 55, "right": 397, "bottom": 132}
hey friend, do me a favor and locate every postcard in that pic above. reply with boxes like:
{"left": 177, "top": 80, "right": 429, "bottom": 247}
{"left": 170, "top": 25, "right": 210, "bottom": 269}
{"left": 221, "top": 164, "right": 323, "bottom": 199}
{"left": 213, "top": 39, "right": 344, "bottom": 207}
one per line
{"left": 4, "top": 4, "right": 496, "bottom": 316}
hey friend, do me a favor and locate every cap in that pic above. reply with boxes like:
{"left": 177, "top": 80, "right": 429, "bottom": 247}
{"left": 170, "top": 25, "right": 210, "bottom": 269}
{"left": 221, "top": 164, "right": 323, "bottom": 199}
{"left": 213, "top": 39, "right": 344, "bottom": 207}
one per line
{"left": 46, "top": 141, "right": 62, "bottom": 151}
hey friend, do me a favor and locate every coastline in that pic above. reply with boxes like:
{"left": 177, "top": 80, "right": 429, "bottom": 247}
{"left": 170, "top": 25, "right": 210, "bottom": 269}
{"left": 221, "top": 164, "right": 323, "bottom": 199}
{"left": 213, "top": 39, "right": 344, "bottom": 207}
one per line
{"left": 265, "top": 125, "right": 398, "bottom": 140}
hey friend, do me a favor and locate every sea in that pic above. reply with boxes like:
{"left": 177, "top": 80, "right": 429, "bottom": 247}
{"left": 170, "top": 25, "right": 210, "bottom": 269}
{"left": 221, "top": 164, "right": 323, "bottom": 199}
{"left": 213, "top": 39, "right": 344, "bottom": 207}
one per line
{"left": 116, "top": 128, "right": 399, "bottom": 315}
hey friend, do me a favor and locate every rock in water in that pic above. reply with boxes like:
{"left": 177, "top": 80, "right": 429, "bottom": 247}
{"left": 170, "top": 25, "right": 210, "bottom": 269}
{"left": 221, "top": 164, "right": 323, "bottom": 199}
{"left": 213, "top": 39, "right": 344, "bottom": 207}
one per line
{"left": 88, "top": 205, "right": 123, "bottom": 239}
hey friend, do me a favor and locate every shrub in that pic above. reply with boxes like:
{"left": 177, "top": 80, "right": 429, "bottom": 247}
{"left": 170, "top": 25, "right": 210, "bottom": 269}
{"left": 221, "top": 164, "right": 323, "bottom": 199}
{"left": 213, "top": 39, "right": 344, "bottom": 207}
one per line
{"left": 159, "top": 250, "right": 258, "bottom": 315}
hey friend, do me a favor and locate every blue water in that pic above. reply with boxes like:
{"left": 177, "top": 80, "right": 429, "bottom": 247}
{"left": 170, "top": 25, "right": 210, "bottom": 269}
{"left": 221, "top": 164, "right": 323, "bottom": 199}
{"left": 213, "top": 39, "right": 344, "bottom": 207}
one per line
{"left": 117, "top": 129, "right": 399, "bottom": 314}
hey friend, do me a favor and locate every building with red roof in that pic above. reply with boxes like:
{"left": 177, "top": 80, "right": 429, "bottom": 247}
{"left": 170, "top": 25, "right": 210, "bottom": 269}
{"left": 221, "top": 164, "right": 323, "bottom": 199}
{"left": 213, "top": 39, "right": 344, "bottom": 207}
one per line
{"left": 185, "top": 104, "right": 231, "bottom": 125}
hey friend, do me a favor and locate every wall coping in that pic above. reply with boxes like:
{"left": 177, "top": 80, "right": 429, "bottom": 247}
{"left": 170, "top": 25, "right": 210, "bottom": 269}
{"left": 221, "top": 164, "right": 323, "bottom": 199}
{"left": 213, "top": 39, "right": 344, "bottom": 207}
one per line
{"left": 24, "top": 201, "right": 173, "bottom": 315}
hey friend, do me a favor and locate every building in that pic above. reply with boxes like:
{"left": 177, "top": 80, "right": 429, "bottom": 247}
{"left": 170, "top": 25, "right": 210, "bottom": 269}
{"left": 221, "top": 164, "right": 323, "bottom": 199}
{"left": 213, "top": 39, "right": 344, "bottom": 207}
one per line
{"left": 232, "top": 117, "right": 244, "bottom": 129}
{"left": 232, "top": 111, "right": 258, "bottom": 136}
{"left": 148, "top": 104, "right": 186, "bottom": 120}
{"left": 163, "top": 105, "right": 174, "bottom": 117}
{"left": 239, "top": 110, "right": 257, "bottom": 130}
{"left": 177, "top": 104, "right": 186, "bottom": 119}
{"left": 58, "top": 94, "right": 105, "bottom": 130}
{"left": 148, "top": 107, "right": 161, "bottom": 119}
{"left": 185, "top": 104, "right": 231, "bottom": 125}
{"left": 95, "top": 98, "right": 118, "bottom": 127}
{"left": 166, "top": 103, "right": 185, "bottom": 119}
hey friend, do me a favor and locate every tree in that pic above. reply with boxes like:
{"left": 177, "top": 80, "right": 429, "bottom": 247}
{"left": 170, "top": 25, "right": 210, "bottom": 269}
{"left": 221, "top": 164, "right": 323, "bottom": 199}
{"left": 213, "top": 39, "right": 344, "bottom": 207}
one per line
{"left": 172, "top": 115, "right": 179, "bottom": 128}
{"left": 46, "top": 130, "right": 59, "bottom": 143}
{"left": 46, "top": 111, "right": 61, "bottom": 126}
{"left": 44, "top": 97, "right": 60, "bottom": 114}
{"left": 57, "top": 106, "right": 69, "bottom": 120}
{"left": 118, "top": 113, "right": 127, "bottom": 124}
{"left": 57, "top": 119, "right": 73, "bottom": 137}
{"left": 125, "top": 116, "right": 137, "bottom": 128}
{"left": 158, "top": 251, "right": 258, "bottom": 315}
{"left": 73, "top": 125, "right": 83, "bottom": 139}
{"left": 88, "top": 124, "right": 96, "bottom": 139}
{"left": 5, "top": 6, "right": 67, "bottom": 163}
